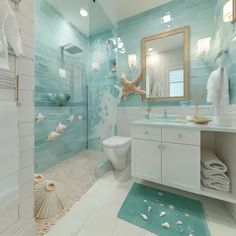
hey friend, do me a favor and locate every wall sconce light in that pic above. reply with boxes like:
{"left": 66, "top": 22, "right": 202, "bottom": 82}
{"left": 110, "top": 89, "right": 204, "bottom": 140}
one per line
{"left": 197, "top": 37, "right": 211, "bottom": 58}
{"left": 223, "top": 0, "right": 233, "bottom": 22}
{"left": 91, "top": 62, "right": 100, "bottom": 72}
{"left": 128, "top": 54, "right": 137, "bottom": 69}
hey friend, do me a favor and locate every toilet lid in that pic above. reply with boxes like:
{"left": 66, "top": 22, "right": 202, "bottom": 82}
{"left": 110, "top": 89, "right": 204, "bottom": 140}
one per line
{"left": 103, "top": 136, "right": 131, "bottom": 148}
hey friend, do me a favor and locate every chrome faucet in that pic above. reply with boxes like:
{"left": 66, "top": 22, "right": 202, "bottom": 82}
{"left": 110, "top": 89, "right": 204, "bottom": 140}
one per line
{"left": 164, "top": 108, "right": 168, "bottom": 120}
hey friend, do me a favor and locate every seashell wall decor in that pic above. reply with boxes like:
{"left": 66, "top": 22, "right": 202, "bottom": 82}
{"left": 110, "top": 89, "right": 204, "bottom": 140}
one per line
{"left": 67, "top": 114, "right": 75, "bottom": 123}
{"left": 48, "top": 131, "right": 60, "bottom": 142}
{"left": 36, "top": 112, "right": 46, "bottom": 124}
{"left": 56, "top": 122, "right": 67, "bottom": 133}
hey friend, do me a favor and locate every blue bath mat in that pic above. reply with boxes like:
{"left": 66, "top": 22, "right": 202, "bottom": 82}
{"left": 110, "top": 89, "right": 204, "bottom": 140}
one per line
{"left": 117, "top": 183, "right": 210, "bottom": 236}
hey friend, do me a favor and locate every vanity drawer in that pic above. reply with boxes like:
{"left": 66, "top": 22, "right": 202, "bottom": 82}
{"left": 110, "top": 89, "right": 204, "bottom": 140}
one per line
{"left": 131, "top": 126, "right": 161, "bottom": 141}
{"left": 162, "top": 128, "right": 200, "bottom": 146}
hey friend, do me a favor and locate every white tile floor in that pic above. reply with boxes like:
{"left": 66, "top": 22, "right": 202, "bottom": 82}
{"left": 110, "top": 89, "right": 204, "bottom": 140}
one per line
{"left": 47, "top": 172, "right": 236, "bottom": 236}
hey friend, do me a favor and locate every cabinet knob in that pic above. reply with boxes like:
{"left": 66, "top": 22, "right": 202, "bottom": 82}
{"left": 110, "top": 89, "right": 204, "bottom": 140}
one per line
{"left": 178, "top": 134, "right": 183, "bottom": 138}
{"left": 158, "top": 145, "right": 162, "bottom": 149}
{"left": 145, "top": 131, "right": 149, "bottom": 135}
{"left": 162, "top": 145, "right": 166, "bottom": 150}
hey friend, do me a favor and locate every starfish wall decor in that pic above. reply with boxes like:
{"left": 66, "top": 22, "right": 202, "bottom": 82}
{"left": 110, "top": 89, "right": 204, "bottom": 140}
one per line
{"left": 114, "top": 70, "right": 145, "bottom": 103}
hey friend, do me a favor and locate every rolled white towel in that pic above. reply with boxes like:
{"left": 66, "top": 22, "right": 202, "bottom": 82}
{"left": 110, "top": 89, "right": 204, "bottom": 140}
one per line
{"left": 201, "top": 175, "right": 230, "bottom": 193}
{"left": 201, "top": 165, "right": 230, "bottom": 184}
{"left": 201, "top": 149, "right": 228, "bottom": 173}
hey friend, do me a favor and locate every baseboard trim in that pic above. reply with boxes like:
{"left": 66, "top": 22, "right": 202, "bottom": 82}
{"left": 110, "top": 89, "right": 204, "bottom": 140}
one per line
{"left": 14, "top": 219, "right": 36, "bottom": 236}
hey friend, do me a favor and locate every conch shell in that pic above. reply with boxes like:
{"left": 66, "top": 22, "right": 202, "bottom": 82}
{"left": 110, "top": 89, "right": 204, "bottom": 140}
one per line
{"left": 56, "top": 122, "right": 67, "bottom": 133}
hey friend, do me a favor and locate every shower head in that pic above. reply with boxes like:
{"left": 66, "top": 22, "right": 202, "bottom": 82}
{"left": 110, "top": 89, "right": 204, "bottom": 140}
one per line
{"left": 61, "top": 44, "right": 83, "bottom": 55}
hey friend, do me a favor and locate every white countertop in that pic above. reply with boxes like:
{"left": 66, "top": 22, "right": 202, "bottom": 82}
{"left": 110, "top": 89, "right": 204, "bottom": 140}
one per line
{"left": 131, "top": 119, "right": 236, "bottom": 133}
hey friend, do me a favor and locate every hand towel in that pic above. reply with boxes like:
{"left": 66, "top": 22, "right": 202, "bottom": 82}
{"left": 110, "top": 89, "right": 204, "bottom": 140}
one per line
{"left": 207, "top": 67, "right": 229, "bottom": 106}
{"left": 201, "top": 149, "right": 228, "bottom": 173}
{"left": 0, "top": 0, "right": 23, "bottom": 70}
{"left": 0, "top": 101, "right": 19, "bottom": 208}
{"left": 201, "top": 175, "right": 230, "bottom": 192}
{"left": 201, "top": 165, "right": 230, "bottom": 184}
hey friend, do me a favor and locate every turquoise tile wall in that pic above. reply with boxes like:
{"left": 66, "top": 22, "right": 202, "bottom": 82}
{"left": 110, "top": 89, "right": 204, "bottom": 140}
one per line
{"left": 87, "top": 0, "right": 219, "bottom": 150}
{"left": 214, "top": 0, "right": 236, "bottom": 104}
{"left": 117, "top": 0, "right": 217, "bottom": 107}
{"left": 88, "top": 30, "right": 118, "bottom": 149}
{"left": 35, "top": 0, "right": 88, "bottom": 172}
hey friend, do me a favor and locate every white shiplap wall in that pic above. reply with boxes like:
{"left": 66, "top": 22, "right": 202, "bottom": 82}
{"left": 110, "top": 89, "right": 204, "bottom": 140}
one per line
{"left": 0, "top": 0, "right": 35, "bottom": 235}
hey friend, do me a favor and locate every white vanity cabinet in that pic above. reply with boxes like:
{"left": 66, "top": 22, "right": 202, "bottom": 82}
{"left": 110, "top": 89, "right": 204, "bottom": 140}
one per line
{"left": 132, "top": 139, "right": 162, "bottom": 183}
{"left": 131, "top": 120, "right": 236, "bottom": 204}
{"left": 162, "top": 142, "right": 200, "bottom": 193}
{"left": 131, "top": 125, "right": 201, "bottom": 193}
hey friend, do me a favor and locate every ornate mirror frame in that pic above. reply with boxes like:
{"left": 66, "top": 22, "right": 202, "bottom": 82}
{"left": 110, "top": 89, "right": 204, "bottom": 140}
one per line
{"left": 141, "top": 26, "right": 190, "bottom": 102}
{"left": 234, "top": 0, "right": 236, "bottom": 22}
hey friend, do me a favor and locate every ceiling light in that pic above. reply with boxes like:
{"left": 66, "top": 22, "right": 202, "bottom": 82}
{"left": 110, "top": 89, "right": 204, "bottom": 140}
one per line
{"left": 80, "top": 8, "right": 88, "bottom": 17}
{"left": 161, "top": 14, "right": 172, "bottom": 24}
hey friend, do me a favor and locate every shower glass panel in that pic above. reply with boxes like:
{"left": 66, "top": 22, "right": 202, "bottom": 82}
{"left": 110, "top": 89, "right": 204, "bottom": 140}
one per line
{"left": 88, "top": 1, "right": 118, "bottom": 150}
{"left": 34, "top": 0, "right": 89, "bottom": 172}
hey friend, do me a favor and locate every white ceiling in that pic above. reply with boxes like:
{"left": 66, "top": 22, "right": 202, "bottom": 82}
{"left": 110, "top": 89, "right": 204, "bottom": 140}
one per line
{"left": 98, "top": 0, "right": 173, "bottom": 23}
{"left": 46, "top": 0, "right": 173, "bottom": 36}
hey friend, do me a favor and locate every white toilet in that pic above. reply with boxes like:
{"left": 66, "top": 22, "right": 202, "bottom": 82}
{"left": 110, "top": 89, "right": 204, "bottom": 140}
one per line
{"left": 103, "top": 136, "right": 131, "bottom": 170}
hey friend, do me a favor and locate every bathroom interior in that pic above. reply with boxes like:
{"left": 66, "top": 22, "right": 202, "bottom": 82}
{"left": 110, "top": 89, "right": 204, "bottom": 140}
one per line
{"left": 1, "top": 0, "right": 236, "bottom": 235}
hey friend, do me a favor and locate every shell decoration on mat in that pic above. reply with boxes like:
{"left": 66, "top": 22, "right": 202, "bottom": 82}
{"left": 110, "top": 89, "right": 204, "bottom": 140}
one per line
{"left": 159, "top": 211, "right": 166, "bottom": 217}
{"left": 67, "top": 114, "right": 75, "bottom": 123}
{"left": 48, "top": 131, "right": 60, "bottom": 142}
{"left": 140, "top": 213, "right": 148, "bottom": 221}
{"left": 56, "top": 122, "right": 67, "bottom": 133}
{"left": 162, "top": 222, "right": 170, "bottom": 229}
{"left": 177, "top": 221, "right": 183, "bottom": 225}
{"left": 36, "top": 112, "right": 46, "bottom": 124}
{"left": 34, "top": 180, "right": 69, "bottom": 219}
{"left": 148, "top": 206, "right": 152, "bottom": 213}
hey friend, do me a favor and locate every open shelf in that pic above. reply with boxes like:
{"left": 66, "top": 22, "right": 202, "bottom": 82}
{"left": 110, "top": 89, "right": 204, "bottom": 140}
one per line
{"left": 201, "top": 185, "right": 236, "bottom": 204}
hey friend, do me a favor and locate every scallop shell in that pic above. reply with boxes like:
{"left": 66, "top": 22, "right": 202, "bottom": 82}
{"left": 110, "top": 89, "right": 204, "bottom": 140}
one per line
{"left": 34, "top": 180, "right": 69, "bottom": 219}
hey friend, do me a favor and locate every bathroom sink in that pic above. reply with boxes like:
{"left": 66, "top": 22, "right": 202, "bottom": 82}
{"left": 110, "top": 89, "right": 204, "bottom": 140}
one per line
{"left": 147, "top": 115, "right": 188, "bottom": 123}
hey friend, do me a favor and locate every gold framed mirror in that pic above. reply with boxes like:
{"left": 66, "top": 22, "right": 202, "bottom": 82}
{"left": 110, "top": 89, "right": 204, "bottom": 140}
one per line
{"left": 234, "top": 0, "right": 236, "bottom": 21}
{"left": 141, "top": 26, "right": 190, "bottom": 102}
